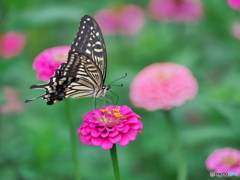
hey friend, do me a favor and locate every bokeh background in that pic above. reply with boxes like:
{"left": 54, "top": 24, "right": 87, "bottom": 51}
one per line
{"left": 1, "top": 0, "right": 240, "bottom": 179}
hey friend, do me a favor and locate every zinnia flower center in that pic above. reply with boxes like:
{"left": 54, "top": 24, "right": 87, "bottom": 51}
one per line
{"left": 222, "top": 154, "right": 239, "bottom": 167}
{"left": 152, "top": 70, "right": 173, "bottom": 82}
{"left": 99, "top": 108, "right": 125, "bottom": 127}
{"left": 52, "top": 52, "right": 68, "bottom": 62}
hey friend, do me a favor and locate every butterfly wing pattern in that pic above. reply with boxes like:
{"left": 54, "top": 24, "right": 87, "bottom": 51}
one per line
{"left": 25, "top": 15, "right": 110, "bottom": 105}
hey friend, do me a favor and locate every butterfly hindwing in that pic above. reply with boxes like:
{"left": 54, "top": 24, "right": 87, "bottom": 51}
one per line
{"left": 64, "top": 56, "right": 104, "bottom": 99}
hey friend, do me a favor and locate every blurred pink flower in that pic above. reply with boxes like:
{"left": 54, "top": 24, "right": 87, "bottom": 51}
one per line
{"left": 228, "top": 0, "right": 240, "bottom": 10}
{"left": 118, "top": 5, "right": 145, "bottom": 35}
{"left": 0, "top": 32, "right": 26, "bottom": 59}
{"left": 33, "top": 46, "right": 70, "bottom": 81}
{"left": 149, "top": 0, "right": 203, "bottom": 22}
{"left": 206, "top": 147, "right": 240, "bottom": 176}
{"left": 0, "top": 86, "right": 23, "bottom": 113}
{"left": 95, "top": 4, "right": 145, "bottom": 35}
{"left": 232, "top": 23, "right": 240, "bottom": 40}
{"left": 94, "top": 9, "right": 118, "bottom": 35}
{"left": 130, "top": 63, "right": 198, "bottom": 111}
{"left": 78, "top": 105, "right": 142, "bottom": 150}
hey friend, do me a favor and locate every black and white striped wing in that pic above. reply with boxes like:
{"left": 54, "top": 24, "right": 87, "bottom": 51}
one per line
{"left": 70, "top": 15, "right": 107, "bottom": 81}
{"left": 60, "top": 53, "right": 104, "bottom": 99}
{"left": 25, "top": 53, "right": 103, "bottom": 105}
{"left": 25, "top": 15, "right": 107, "bottom": 105}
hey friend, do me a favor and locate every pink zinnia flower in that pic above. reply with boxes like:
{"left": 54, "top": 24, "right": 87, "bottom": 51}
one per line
{"left": 78, "top": 105, "right": 143, "bottom": 150}
{"left": 0, "top": 86, "right": 23, "bottom": 113}
{"left": 118, "top": 5, "right": 145, "bottom": 35}
{"left": 228, "top": 0, "right": 240, "bottom": 10}
{"left": 33, "top": 46, "right": 70, "bottom": 81}
{"left": 130, "top": 63, "right": 198, "bottom": 111}
{"left": 149, "top": 0, "right": 203, "bottom": 22}
{"left": 206, "top": 147, "right": 240, "bottom": 176}
{"left": 0, "top": 32, "right": 26, "bottom": 59}
{"left": 94, "top": 9, "right": 118, "bottom": 35}
{"left": 95, "top": 4, "right": 145, "bottom": 35}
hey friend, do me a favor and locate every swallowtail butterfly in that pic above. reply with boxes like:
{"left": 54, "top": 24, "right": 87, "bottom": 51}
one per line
{"left": 25, "top": 15, "right": 110, "bottom": 105}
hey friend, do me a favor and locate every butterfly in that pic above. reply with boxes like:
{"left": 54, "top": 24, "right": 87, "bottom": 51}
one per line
{"left": 25, "top": 15, "right": 110, "bottom": 105}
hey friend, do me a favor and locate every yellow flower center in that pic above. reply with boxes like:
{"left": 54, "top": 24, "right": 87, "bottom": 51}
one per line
{"left": 222, "top": 155, "right": 239, "bottom": 167}
{"left": 114, "top": 113, "right": 122, "bottom": 118}
{"left": 100, "top": 108, "right": 108, "bottom": 112}
{"left": 98, "top": 108, "right": 124, "bottom": 127}
{"left": 52, "top": 52, "right": 68, "bottom": 63}
{"left": 152, "top": 70, "right": 173, "bottom": 82}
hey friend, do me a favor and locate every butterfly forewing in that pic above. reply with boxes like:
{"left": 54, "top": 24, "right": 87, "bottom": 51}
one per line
{"left": 25, "top": 15, "right": 108, "bottom": 105}
{"left": 70, "top": 15, "right": 107, "bottom": 81}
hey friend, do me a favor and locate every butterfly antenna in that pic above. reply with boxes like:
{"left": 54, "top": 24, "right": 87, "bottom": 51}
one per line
{"left": 25, "top": 95, "right": 44, "bottom": 103}
{"left": 109, "top": 73, "right": 127, "bottom": 86}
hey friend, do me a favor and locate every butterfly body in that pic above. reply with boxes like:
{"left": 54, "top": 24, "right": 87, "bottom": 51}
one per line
{"left": 26, "top": 15, "right": 109, "bottom": 105}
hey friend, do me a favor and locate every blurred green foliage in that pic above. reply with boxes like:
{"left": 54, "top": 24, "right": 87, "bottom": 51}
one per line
{"left": 1, "top": 0, "right": 240, "bottom": 180}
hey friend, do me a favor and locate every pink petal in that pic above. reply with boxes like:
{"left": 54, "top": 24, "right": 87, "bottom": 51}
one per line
{"left": 85, "top": 134, "right": 92, "bottom": 141}
{"left": 109, "top": 130, "right": 119, "bottom": 137}
{"left": 126, "top": 117, "right": 138, "bottom": 123}
{"left": 125, "top": 129, "right": 138, "bottom": 140}
{"left": 98, "top": 127, "right": 106, "bottom": 132}
{"left": 80, "top": 121, "right": 90, "bottom": 128}
{"left": 91, "top": 136, "right": 105, "bottom": 146}
{"left": 115, "top": 123, "right": 125, "bottom": 131}
{"left": 91, "top": 129, "right": 101, "bottom": 137}
{"left": 129, "top": 123, "right": 141, "bottom": 129}
{"left": 119, "top": 134, "right": 130, "bottom": 146}
{"left": 101, "top": 139, "right": 113, "bottom": 150}
{"left": 106, "top": 126, "right": 115, "bottom": 132}
{"left": 80, "top": 135, "right": 91, "bottom": 145}
{"left": 109, "top": 134, "right": 122, "bottom": 143}
{"left": 120, "top": 105, "right": 133, "bottom": 115}
{"left": 101, "top": 131, "right": 109, "bottom": 138}
{"left": 86, "top": 141, "right": 92, "bottom": 146}
{"left": 92, "top": 109, "right": 104, "bottom": 119}
{"left": 120, "top": 125, "right": 130, "bottom": 133}
{"left": 89, "top": 123, "right": 97, "bottom": 128}
{"left": 79, "top": 128, "right": 89, "bottom": 135}
{"left": 138, "top": 121, "right": 143, "bottom": 129}
{"left": 85, "top": 127, "right": 91, "bottom": 133}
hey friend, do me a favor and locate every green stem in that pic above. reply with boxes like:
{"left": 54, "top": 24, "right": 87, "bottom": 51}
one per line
{"left": 164, "top": 111, "right": 187, "bottom": 180}
{"left": 65, "top": 99, "right": 80, "bottom": 180}
{"left": 110, "top": 144, "right": 121, "bottom": 180}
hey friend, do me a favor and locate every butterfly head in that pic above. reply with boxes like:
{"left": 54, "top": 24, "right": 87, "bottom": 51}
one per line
{"left": 104, "top": 85, "right": 111, "bottom": 91}
{"left": 97, "top": 85, "right": 110, "bottom": 97}
{"left": 103, "top": 85, "right": 111, "bottom": 94}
